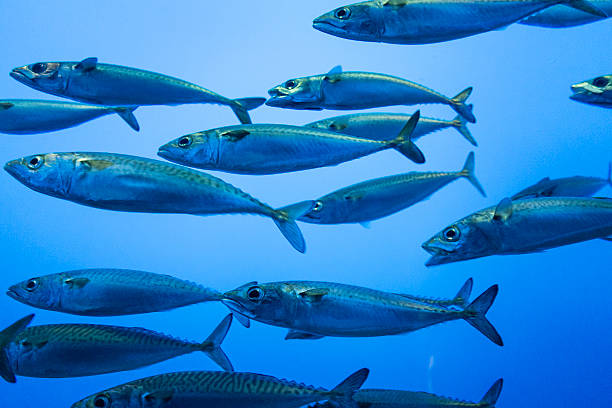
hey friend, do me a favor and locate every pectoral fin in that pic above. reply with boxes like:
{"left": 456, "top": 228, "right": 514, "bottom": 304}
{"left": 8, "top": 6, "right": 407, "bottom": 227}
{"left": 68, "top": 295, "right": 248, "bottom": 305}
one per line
{"left": 143, "top": 390, "right": 174, "bottom": 405}
{"left": 0, "top": 102, "right": 13, "bottom": 110}
{"left": 77, "top": 158, "right": 115, "bottom": 171}
{"left": 285, "top": 330, "right": 325, "bottom": 340}
{"left": 64, "top": 277, "right": 90, "bottom": 289}
{"left": 220, "top": 129, "right": 250, "bottom": 142}
{"left": 75, "top": 57, "right": 98, "bottom": 72}
{"left": 324, "top": 65, "right": 343, "bottom": 83}
{"left": 299, "top": 288, "right": 329, "bottom": 301}
{"left": 493, "top": 198, "right": 513, "bottom": 222}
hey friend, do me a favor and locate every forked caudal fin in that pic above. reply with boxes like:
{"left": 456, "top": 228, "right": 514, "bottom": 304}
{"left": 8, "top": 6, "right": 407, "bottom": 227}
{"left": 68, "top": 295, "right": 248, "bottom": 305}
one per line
{"left": 229, "top": 97, "right": 267, "bottom": 124}
{"left": 389, "top": 110, "right": 425, "bottom": 164}
{"left": 112, "top": 106, "right": 140, "bottom": 131}
{"left": 451, "top": 114, "right": 477, "bottom": 146}
{"left": 273, "top": 200, "right": 315, "bottom": 253}
{"left": 480, "top": 378, "right": 504, "bottom": 407}
{"left": 463, "top": 285, "right": 503, "bottom": 346}
{"left": 201, "top": 314, "right": 234, "bottom": 372}
{"left": 459, "top": 152, "right": 486, "bottom": 197}
{"left": 450, "top": 87, "right": 476, "bottom": 123}
{"left": 329, "top": 368, "right": 370, "bottom": 408}
{"left": 563, "top": 0, "right": 608, "bottom": 17}
{"left": 0, "top": 314, "right": 35, "bottom": 383}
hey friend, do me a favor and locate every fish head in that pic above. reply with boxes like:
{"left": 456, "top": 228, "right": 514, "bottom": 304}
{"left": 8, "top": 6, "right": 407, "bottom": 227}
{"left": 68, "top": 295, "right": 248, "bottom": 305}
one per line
{"left": 71, "top": 387, "right": 133, "bottom": 408}
{"left": 222, "top": 282, "right": 288, "bottom": 323}
{"left": 10, "top": 61, "right": 71, "bottom": 95}
{"left": 298, "top": 199, "right": 336, "bottom": 224}
{"left": 266, "top": 75, "right": 325, "bottom": 109}
{"left": 4, "top": 153, "right": 76, "bottom": 198}
{"left": 7, "top": 274, "right": 63, "bottom": 311}
{"left": 157, "top": 130, "right": 218, "bottom": 167}
{"left": 313, "top": 1, "right": 381, "bottom": 42}
{"left": 570, "top": 75, "right": 612, "bottom": 106}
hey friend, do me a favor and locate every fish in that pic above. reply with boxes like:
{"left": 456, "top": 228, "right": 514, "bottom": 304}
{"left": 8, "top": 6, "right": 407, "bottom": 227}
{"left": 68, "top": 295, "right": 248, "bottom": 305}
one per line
{"left": 312, "top": 0, "right": 607, "bottom": 45}
{"left": 70, "top": 368, "right": 370, "bottom": 408}
{"left": 570, "top": 75, "right": 612, "bottom": 108}
{"left": 10, "top": 57, "right": 265, "bottom": 124}
{"left": 222, "top": 280, "right": 503, "bottom": 346}
{"left": 306, "top": 112, "right": 477, "bottom": 146}
{"left": 511, "top": 164, "right": 611, "bottom": 199}
{"left": 7, "top": 268, "right": 222, "bottom": 316}
{"left": 298, "top": 152, "right": 485, "bottom": 225}
{"left": 520, "top": 0, "right": 611, "bottom": 27}
{"left": 157, "top": 110, "right": 426, "bottom": 173}
{"left": 3, "top": 152, "right": 313, "bottom": 253}
{"left": 0, "top": 314, "right": 234, "bottom": 383}
{"left": 266, "top": 66, "right": 476, "bottom": 123}
{"left": 308, "top": 378, "right": 503, "bottom": 408}
{"left": 422, "top": 197, "right": 612, "bottom": 266}
{"left": 0, "top": 99, "right": 139, "bottom": 134}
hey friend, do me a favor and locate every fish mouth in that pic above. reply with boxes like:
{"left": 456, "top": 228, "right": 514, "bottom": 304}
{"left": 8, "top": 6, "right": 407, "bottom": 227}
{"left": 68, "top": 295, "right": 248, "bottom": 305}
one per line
{"left": 4, "top": 160, "right": 23, "bottom": 179}
{"left": 156, "top": 147, "right": 171, "bottom": 159}
{"left": 6, "top": 288, "right": 21, "bottom": 300}
{"left": 10, "top": 68, "right": 31, "bottom": 82}
{"left": 422, "top": 244, "right": 454, "bottom": 267}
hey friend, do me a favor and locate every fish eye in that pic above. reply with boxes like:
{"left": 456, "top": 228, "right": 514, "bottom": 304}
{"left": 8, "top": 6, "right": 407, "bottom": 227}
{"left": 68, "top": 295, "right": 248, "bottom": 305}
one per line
{"left": 442, "top": 226, "right": 461, "bottom": 242}
{"left": 30, "top": 63, "right": 47, "bottom": 74}
{"left": 334, "top": 7, "right": 351, "bottom": 19}
{"left": 247, "top": 286, "right": 264, "bottom": 302}
{"left": 177, "top": 136, "right": 192, "bottom": 148}
{"left": 26, "top": 156, "right": 44, "bottom": 170}
{"left": 284, "top": 80, "right": 297, "bottom": 89}
{"left": 312, "top": 201, "right": 323, "bottom": 212}
{"left": 92, "top": 394, "right": 111, "bottom": 408}
{"left": 593, "top": 77, "right": 609, "bottom": 88}
{"left": 25, "top": 278, "right": 40, "bottom": 292}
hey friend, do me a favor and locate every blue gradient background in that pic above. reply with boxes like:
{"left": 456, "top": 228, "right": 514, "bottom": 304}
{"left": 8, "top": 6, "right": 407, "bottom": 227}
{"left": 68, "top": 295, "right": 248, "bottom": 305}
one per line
{"left": 0, "top": 1, "right": 610, "bottom": 407}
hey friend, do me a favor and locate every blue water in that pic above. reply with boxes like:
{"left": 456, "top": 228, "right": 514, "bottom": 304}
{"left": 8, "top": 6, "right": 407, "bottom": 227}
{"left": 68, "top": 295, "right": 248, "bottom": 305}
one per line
{"left": 1, "top": 1, "right": 610, "bottom": 407}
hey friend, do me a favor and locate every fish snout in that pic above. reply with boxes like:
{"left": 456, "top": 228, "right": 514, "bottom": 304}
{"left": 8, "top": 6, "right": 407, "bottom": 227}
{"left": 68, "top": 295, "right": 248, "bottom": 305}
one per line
{"left": 10, "top": 66, "right": 33, "bottom": 81}
{"left": 6, "top": 286, "right": 22, "bottom": 301}
{"left": 4, "top": 159, "right": 23, "bottom": 178}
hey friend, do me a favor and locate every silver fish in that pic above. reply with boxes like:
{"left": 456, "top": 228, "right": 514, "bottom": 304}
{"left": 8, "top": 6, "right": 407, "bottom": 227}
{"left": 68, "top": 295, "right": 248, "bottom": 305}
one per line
{"left": 312, "top": 0, "right": 606, "bottom": 45}
{"left": 222, "top": 280, "right": 503, "bottom": 346}
{"left": 570, "top": 75, "right": 612, "bottom": 108}
{"left": 511, "top": 164, "right": 611, "bottom": 199}
{"left": 0, "top": 100, "right": 139, "bottom": 134}
{"left": 7, "top": 269, "right": 222, "bottom": 316}
{"left": 0, "top": 314, "right": 234, "bottom": 383}
{"left": 266, "top": 66, "right": 476, "bottom": 123}
{"left": 10, "top": 57, "right": 265, "bottom": 124}
{"left": 306, "top": 112, "right": 476, "bottom": 146}
{"left": 520, "top": 0, "right": 611, "bottom": 27}
{"left": 71, "top": 368, "right": 370, "bottom": 408}
{"left": 422, "top": 197, "right": 612, "bottom": 266}
{"left": 299, "top": 152, "right": 485, "bottom": 225}
{"left": 309, "top": 378, "right": 503, "bottom": 408}
{"left": 3, "top": 152, "right": 313, "bottom": 253}
{"left": 157, "top": 111, "right": 425, "bottom": 173}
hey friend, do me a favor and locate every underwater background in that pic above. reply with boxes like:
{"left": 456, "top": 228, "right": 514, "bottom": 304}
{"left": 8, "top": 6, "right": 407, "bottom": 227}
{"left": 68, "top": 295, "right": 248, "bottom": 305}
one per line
{"left": 0, "top": 1, "right": 610, "bottom": 406}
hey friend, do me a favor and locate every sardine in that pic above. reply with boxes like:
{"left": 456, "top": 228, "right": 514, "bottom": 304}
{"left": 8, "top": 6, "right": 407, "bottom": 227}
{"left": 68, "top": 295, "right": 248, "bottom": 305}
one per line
{"left": 157, "top": 111, "right": 425, "bottom": 173}
{"left": 423, "top": 197, "right": 612, "bottom": 266}
{"left": 222, "top": 280, "right": 503, "bottom": 346}
{"left": 10, "top": 57, "right": 265, "bottom": 124}
{"left": 3, "top": 152, "right": 313, "bottom": 253}
{"left": 520, "top": 1, "right": 611, "bottom": 27}
{"left": 570, "top": 74, "right": 612, "bottom": 108}
{"left": 312, "top": 0, "right": 606, "bottom": 45}
{"left": 7, "top": 269, "right": 222, "bottom": 316}
{"left": 71, "top": 368, "right": 370, "bottom": 408}
{"left": 306, "top": 112, "right": 477, "bottom": 146}
{"left": 0, "top": 100, "right": 139, "bottom": 134}
{"left": 266, "top": 66, "right": 476, "bottom": 123}
{"left": 299, "top": 152, "right": 485, "bottom": 225}
{"left": 0, "top": 314, "right": 234, "bottom": 383}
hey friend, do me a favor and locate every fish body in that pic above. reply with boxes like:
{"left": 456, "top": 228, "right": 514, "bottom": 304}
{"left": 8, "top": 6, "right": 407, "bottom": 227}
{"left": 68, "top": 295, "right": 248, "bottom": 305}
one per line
{"left": 71, "top": 368, "right": 370, "bottom": 408}
{"left": 157, "top": 113, "right": 424, "bottom": 174}
{"left": 512, "top": 168, "right": 611, "bottom": 200}
{"left": 266, "top": 67, "right": 475, "bottom": 123}
{"left": 312, "top": 0, "right": 606, "bottom": 44}
{"left": 0, "top": 314, "right": 233, "bottom": 382}
{"left": 299, "top": 152, "right": 485, "bottom": 224}
{"left": 3, "top": 152, "right": 312, "bottom": 252}
{"left": 306, "top": 112, "right": 476, "bottom": 146}
{"left": 570, "top": 75, "right": 612, "bottom": 108}
{"left": 0, "top": 100, "right": 139, "bottom": 134}
{"left": 222, "top": 280, "right": 503, "bottom": 345}
{"left": 520, "top": 1, "right": 612, "bottom": 27}
{"left": 10, "top": 58, "right": 265, "bottom": 123}
{"left": 7, "top": 269, "right": 221, "bottom": 316}
{"left": 423, "top": 197, "right": 612, "bottom": 266}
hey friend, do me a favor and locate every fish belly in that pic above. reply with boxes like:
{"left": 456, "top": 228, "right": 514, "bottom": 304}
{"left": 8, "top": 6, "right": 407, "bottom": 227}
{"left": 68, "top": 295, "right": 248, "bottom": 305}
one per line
{"left": 520, "top": 3, "right": 610, "bottom": 27}
{"left": 0, "top": 106, "right": 107, "bottom": 134}
{"left": 163, "top": 393, "right": 319, "bottom": 408}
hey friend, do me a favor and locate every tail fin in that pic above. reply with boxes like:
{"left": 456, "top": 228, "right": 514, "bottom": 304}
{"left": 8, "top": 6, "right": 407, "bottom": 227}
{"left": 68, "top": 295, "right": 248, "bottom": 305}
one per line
{"left": 389, "top": 110, "right": 425, "bottom": 164}
{"left": 229, "top": 97, "right": 266, "bottom": 124}
{"left": 451, "top": 115, "right": 477, "bottom": 146}
{"left": 479, "top": 378, "right": 503, "bottom": 407}
{"left": 450, "top": 88, "right": 476, "bottom": 123}
{"left": 330, "top": 368, "right": 369, "bottom": 408}
{"left": 564, "top": 0, "right": 607, "bottom": 17}
{"left": 201, "top": 314, "right": 234, "bottom": 372}
{"left": 112, "top": 107, "right": 140, "bottom": 131}
{"left": 273, "top": 200, "right": 315, "bottom": 253}
{"left": 452, "top": 278, "right": 473, "bottom": 308}
{"left": 459, "top": 152, "right": 486, "bottom": 197}
{"left": 0, "top": 314, "right": 34, "bottom": 383}
{"left": 463, "top": 285, "right": 503, "bottom": 346}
